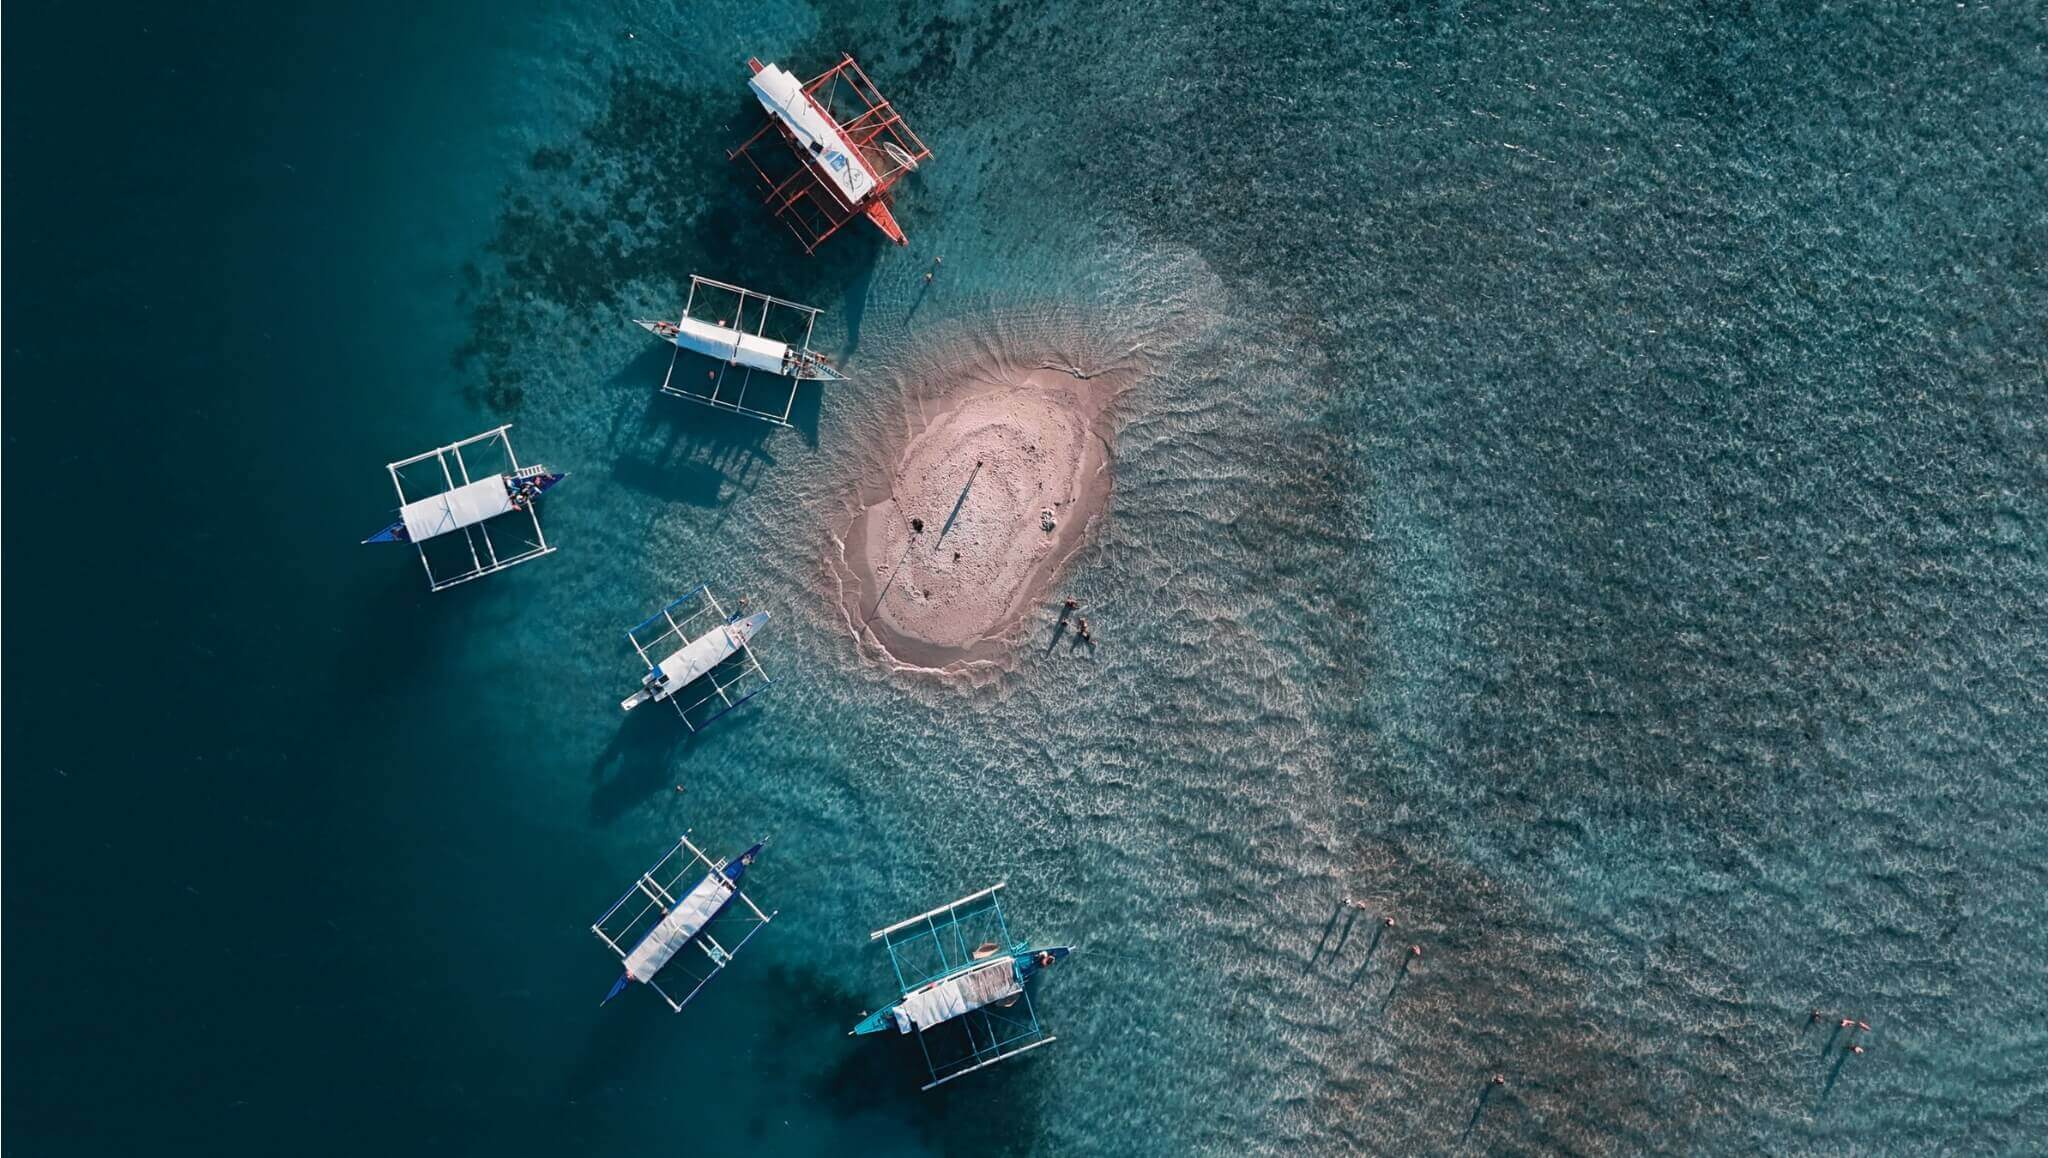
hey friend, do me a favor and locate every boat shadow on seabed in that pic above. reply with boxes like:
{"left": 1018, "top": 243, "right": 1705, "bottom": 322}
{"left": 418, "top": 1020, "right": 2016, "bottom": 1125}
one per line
{"left": 586, "top": 668, "right": 773, "bottom": 824}
{"left": 1461, "top": 1080, "right": 1506, "bottom": 1145}
{"left": 805, "top": 1010, "right": 1050, "bottom": 1153}
{"left": 1306, "top": 901, "right": 1347, "bottom": 971}
{"left": 603, "top": 350, "right": 786, "bottom": 511}
{"left": 586, "top": 702, "right": 703, "bottom": 825}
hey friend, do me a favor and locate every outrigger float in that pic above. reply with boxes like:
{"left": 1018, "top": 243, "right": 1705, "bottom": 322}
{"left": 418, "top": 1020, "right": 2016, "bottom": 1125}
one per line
{"left": 362, "top": 425, "right": 565, "bottom": 591}
{"left": 621, "top": 584, "right": 772, "bottom": 731}
{"left": 730, "top": 54, "right": 932, "bottom": 253}
{"left": 635, "top": 274, "right": 844, "bottom": 427}
{"left": 593, "top": 831, "right": 775, "bottom": 1013}
{"left": 854, "top": 883, "right": 1071, "bottom": 1090}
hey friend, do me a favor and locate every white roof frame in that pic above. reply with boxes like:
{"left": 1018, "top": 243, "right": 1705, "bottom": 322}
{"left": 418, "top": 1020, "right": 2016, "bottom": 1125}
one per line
{"left": 382, "top": 425, "right": 556, "bottom": 591}
{"left": 591, "top": 831, "right": 777, "bottom": 1012}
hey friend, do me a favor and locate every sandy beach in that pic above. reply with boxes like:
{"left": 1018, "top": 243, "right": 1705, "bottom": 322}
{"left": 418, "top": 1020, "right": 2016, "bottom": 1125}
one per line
{"left": 832, "top": 339, "right": 1139, "bottom": 670}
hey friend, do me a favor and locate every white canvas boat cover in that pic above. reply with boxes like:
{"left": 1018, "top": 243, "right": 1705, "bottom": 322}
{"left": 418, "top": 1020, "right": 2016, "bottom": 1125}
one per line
{"left": 654, "top": 624, "right": 743, "bottom": 696}
{"left": 672, "top": 315, "right": 791, "bottom": 374}
{"left": 891, "top": 958, "right": 1022, "bottom": 1034}
{"left": 399, "top": 475, "right": 514, "bottom": 543}
{"left": 623, "top": 872, "right": 731, "bottom": 982}
{"left": 747, "top": 63, "right": 877, "bottom": 205}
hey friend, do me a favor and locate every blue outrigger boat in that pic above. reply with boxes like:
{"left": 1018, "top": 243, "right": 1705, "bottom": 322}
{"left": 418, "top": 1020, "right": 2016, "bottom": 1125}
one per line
{"left": 363, "top": 425, "right": 567, "bottom": 591}
{"left": 855, "top": 883, "right": 1071, "bottom": 1089}
{"left": 362, "top": 469, "right": 565, "bottom": 544}
{"left": 591, "top": 832, "right": 775, "bottom": 1013}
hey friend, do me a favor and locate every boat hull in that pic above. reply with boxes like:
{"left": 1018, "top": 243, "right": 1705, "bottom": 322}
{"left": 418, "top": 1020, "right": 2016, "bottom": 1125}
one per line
{"left": 863, "top": 200, "right": 907, "bottom": 245}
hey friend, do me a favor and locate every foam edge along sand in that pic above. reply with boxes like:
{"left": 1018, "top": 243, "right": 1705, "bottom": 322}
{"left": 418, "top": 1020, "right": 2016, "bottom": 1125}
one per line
{"left": 827, "top": 309, "right": 1151, "bottom": 677}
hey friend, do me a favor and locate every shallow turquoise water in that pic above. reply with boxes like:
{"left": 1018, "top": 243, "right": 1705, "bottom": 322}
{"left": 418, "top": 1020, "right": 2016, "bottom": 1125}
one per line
{"left": 6, "top": 1, "right": 2045, "bottom": 1154}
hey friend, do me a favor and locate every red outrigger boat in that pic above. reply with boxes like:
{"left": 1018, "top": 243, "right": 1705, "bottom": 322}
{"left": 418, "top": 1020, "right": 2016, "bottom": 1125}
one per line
{"left": 729, "top": 55, "right": 933, "bottom": 254}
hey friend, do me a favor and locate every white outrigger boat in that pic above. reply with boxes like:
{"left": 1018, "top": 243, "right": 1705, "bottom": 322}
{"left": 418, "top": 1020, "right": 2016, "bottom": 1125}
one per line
{"left": 620, "top": 584, "right": 773, "bottom": 731}
{"left": 636, "top": 274, "right": 844, "bottom": 427}
{"left": 854, "top": 883, "right": 1071, "bottom": 1090}
{"left": 728, "top": 55, "right": 932, "bottom": 253}
{"left": 362, "top": 425, "right": 565, "bottom": 591}
{"left": 592, "top": 831, "right": 775, "bottom": 1013}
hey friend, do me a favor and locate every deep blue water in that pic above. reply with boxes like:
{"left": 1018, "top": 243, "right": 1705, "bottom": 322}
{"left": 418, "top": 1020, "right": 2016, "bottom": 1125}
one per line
{"left": 6, "top": 2, "right": 2045, "bottom": 1154}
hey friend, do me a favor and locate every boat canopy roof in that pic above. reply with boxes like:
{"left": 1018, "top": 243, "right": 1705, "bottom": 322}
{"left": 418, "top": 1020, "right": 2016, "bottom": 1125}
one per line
{"left": 399, "top": 475, "right": 513, "bottom": 543}
{"left": 748, "top": 62, "right": 876, "bottom": 205}
{"left": 672, "top": 315, "right": 790, "bottom": 374}
{"left": 655, "top": 621, "right": 743, "bottom": 690}
{"left": 892, "top": 957, "right": 1021, "bottom": 1033}
{"left": 623, "top": 870, "right": 733, "bottom": 982}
